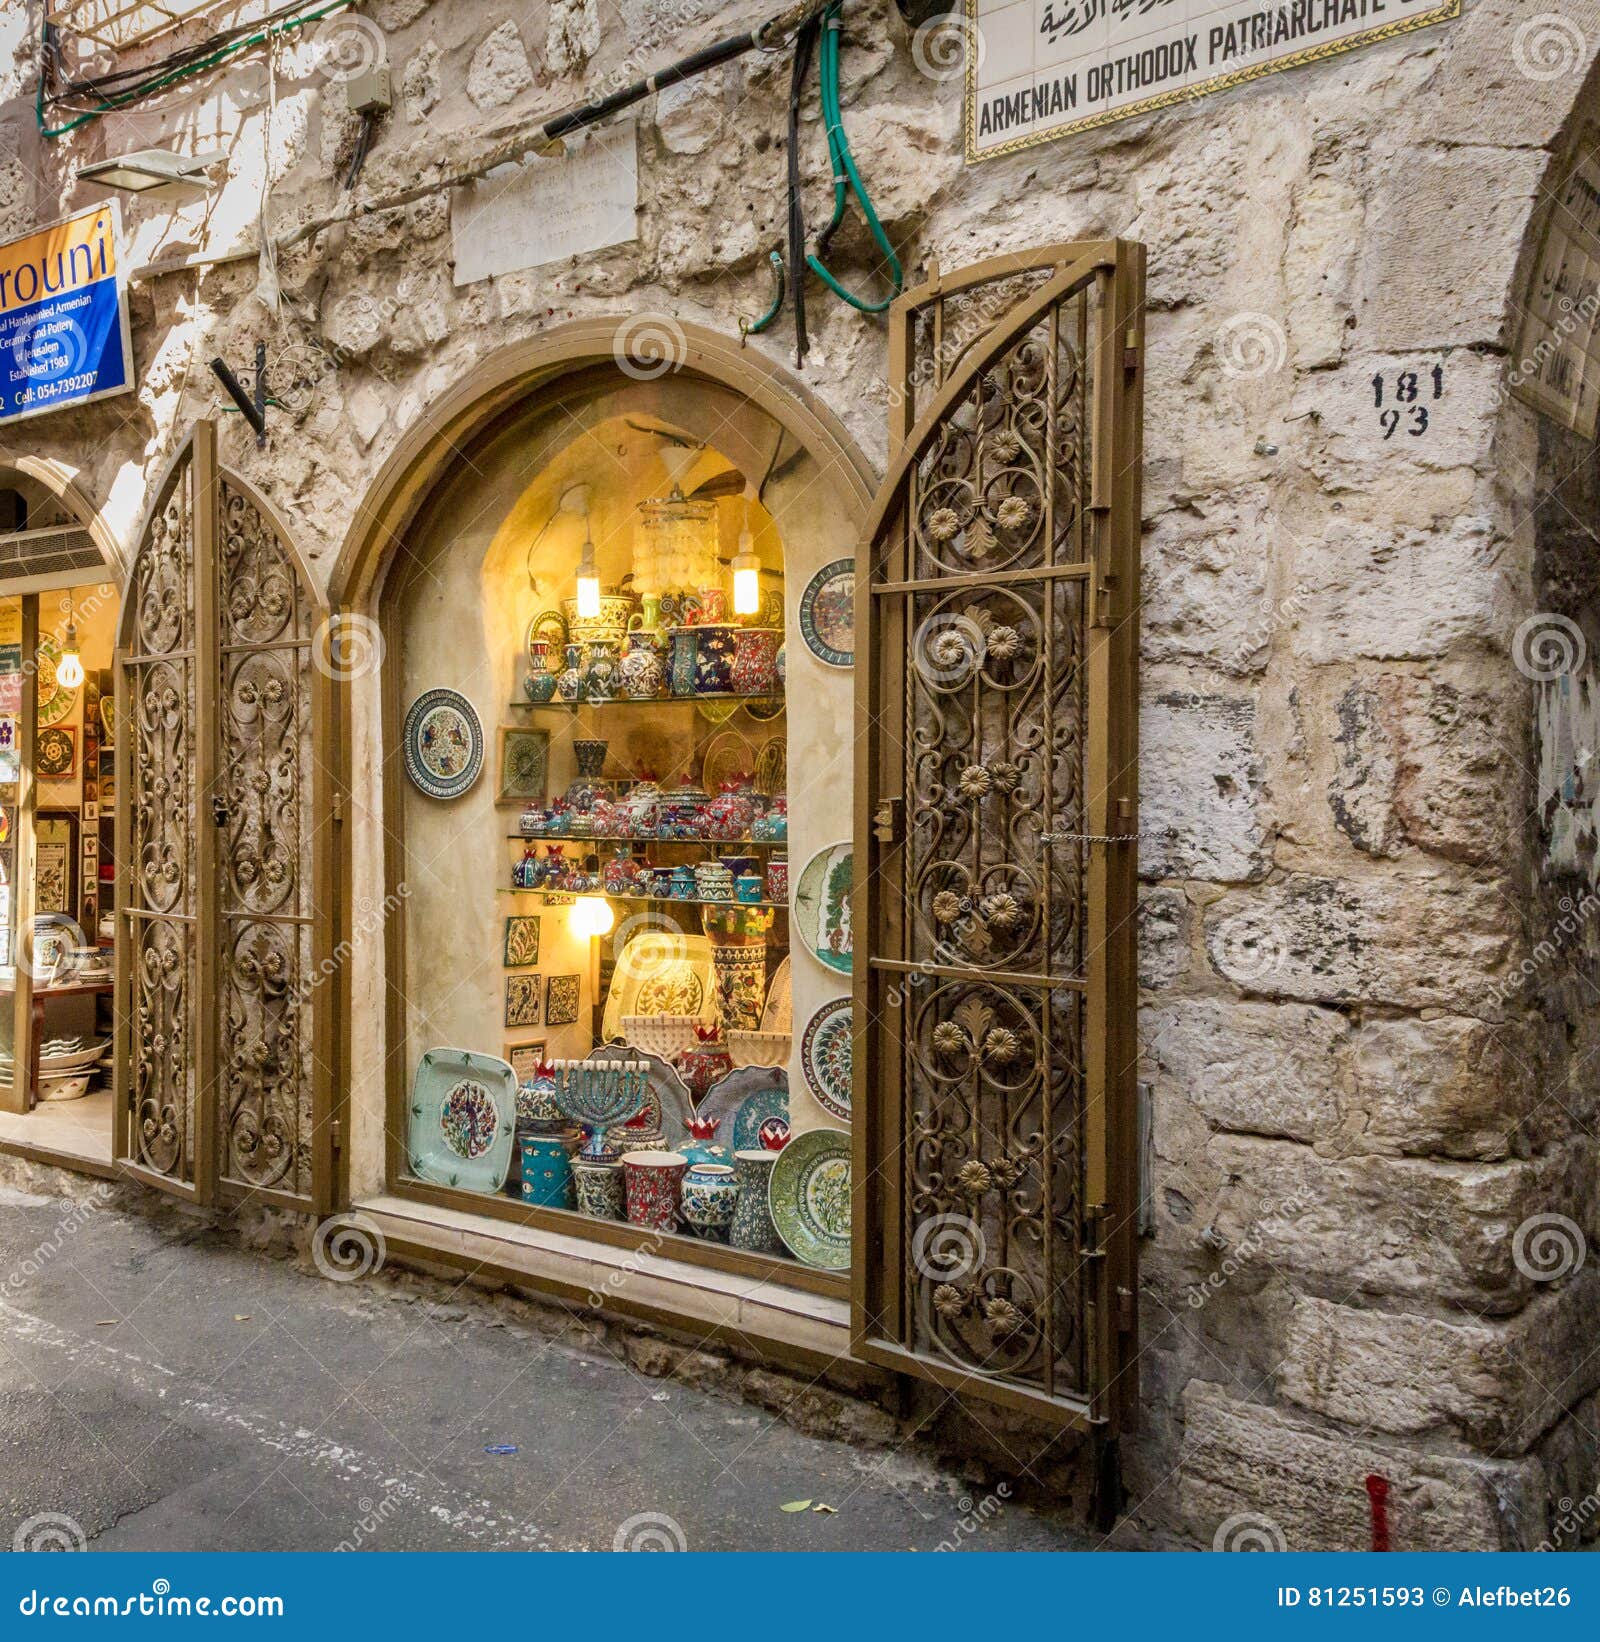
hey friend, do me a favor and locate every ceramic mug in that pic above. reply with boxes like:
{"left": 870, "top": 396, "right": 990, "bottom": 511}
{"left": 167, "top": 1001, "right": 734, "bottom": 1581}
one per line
{"left": 680, "top": 1163, "right": 738, "bottom": 1239}
{"left": 573, "top": 1159, "right": 626, "bottom": 1220}
{"left": 519, "top": 1132, "right": 577, "bottom": 1209}
{"left": 623, "top": 1149, "right": 687, "bottom": 1231}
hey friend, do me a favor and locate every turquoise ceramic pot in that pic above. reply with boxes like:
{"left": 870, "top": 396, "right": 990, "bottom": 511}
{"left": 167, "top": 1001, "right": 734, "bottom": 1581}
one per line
{"left": 520, "top": 1132, "right": 577, "bottom": 1209}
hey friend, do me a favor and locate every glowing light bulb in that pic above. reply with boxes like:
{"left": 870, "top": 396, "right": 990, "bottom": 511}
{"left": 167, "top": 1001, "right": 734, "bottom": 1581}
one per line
{"left": 575, "top": 537, "right": 601, "bottom": 620}
{"left": 732, "top": 529, "right": 760, "bottom": 617}
{"left": 55, "top": 624, "right": 83, "bottom": 690}
{"left": 570, "top": 894, "right": 614, "bottom": 939}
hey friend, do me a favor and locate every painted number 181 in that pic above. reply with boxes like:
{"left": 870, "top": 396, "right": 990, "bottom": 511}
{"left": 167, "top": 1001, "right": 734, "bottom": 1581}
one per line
{"left": 1372, "top": 364, "right": 1444, "bottom": 438}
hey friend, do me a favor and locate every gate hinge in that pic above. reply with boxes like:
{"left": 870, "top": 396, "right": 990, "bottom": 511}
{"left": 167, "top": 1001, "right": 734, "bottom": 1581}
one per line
{"left": 332, "top": 791, "right": 344, "bottom": 823}
{"left": 330, "top": 1118, "right": 342, "bottom": 1153}
{"left": 1124, "top": 329, "right": 1140, "bottom": 373}
{"left": 872, "top": 796, "right": 902, "bottom": 845}
{"left": 1116, "top": 1285, "right": 1135, "bottom": 1333}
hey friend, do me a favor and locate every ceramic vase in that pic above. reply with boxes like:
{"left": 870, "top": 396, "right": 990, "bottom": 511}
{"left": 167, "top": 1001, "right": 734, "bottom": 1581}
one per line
{"left": 573, "top": 1159, "right": 626, "bottom": 1220}
{"left": 712, "top": 941, "right": 768, "bottom": 1034}
{"left": 679, "top": 1043, "right": 733, "bottom": 1102}
{"left": 729, "top": 1149, "right": 782, "bottom": 1253}
{"left": 519, "top": 1131, "right": 578, "bottom": 1209}
{"left": 775, "top": 642, "right": 787, "bottom": 687}
{"left": 573, "top": 739, "right": 609, "bottom": 779}
{"left": 730, "top": 628, "right": 782, "bottom": 695}
{"left": 766, "top": 853, "right": 788, "bottom": 903}
{"left": 585, "top": 640, "right": 619, "bottom": 703}
{"left": 693, "top": 625, "right": 736, "bottom": 695}
{"left": 557, "top": 643, "right": 586, "bottom": 703}
{"left": 667, "top": 628, "right": 698, "bottom": 698}
{"left": 619, "top": 632, "right": 667, "bottom": 700}
{"left": 680, "top": 1163, "right": 738, "bottom": 1240}
{"left": 680, "top": 1115, "right": 731, "bottom": 1169}
{"left": 623, "top": 1150, "right": 687, "bottom": 1231}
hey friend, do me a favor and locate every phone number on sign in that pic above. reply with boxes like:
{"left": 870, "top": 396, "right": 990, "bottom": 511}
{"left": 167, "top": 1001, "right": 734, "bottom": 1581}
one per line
{"left": 1277, "top": 1587, "right": 1573, "bottom": 1608}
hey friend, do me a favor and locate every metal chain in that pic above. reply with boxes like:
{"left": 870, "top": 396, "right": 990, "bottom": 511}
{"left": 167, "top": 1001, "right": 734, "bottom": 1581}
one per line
{"left": 1039, "top": 831, "right": 1144, "bottom": 845}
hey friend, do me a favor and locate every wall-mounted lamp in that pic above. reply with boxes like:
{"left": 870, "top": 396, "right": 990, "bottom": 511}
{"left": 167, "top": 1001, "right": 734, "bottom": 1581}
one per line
{"left": 55, "top": 592, "right": 83, "bottom": 691}
{"left": 569, "top": 894, "right": 615, "bottom": 939}
{"left": 78, "top": 147, "right": 224, "bottom": 198}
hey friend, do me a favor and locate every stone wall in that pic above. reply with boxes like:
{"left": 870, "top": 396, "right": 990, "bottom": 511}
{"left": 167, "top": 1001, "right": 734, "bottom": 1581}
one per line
{"left": 1, "top": 0, "right": 1598, "bottom": 1548}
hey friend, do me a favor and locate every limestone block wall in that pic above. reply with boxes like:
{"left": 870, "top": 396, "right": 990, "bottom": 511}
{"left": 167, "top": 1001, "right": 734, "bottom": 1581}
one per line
{"left": 0, "top": 0, "right": 1596, "bottom": 1547}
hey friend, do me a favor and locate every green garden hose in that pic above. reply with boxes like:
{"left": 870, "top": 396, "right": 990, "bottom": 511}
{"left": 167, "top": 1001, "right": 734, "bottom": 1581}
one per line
{"left": 741, "top": 250, "right": 788, "bottom": 338}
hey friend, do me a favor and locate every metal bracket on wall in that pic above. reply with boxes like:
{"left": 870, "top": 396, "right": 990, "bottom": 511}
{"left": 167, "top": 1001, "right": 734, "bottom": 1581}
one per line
{"left": 209, "top": 342, "right": 271, "bottom": 448}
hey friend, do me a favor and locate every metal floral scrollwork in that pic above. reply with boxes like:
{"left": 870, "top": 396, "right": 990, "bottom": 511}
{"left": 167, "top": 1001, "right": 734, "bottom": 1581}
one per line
{"left": 218, "top": 480, "right": 314, "bottom": 1196}
{"left": 894, "top": 276, "right": 1094, "bottom": 1405}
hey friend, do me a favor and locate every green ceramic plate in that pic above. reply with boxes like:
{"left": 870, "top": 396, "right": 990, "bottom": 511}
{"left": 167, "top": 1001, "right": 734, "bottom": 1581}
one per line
{"left": 768, "top": 1127, "right": 851, "bottom": 1269}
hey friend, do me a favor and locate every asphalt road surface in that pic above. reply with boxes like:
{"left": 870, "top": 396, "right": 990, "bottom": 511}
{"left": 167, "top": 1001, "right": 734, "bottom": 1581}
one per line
{"left": 0, "top": 1179, "right": 1094, "bottom": 1552}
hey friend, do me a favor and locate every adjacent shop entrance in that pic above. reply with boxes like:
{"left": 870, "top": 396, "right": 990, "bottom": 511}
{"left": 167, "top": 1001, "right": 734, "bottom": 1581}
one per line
{"left": 0, "top": 479, "right": 121, "bottom": 1166}
{"left": 114, "top": 422, "right": 339, "bottom": 1211}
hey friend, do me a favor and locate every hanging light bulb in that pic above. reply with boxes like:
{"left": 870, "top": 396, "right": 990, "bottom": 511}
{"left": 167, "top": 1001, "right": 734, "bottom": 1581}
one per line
{"left": 732, "top": 524, "right": 761, "bottom": 617}
{"left": 570, "top": 894, "right": 615, "bottom": 939}
{"left": 55, "top": 593, "right": 83, "bottom": 690}
{"left": 575, "top": 534, "right": 601, "bottom": 621}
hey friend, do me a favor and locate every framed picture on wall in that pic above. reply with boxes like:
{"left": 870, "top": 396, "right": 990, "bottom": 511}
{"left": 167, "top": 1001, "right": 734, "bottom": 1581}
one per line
{"left": 504, "top": 973, "right": 542, "bottom": 1028}
{"left": 36, "top": 726, "right": 76, "bottom": 780}
{"left": 504, "top": 1041, "right": 547, "bottom": 1084}
{"left": 545, "top": 973, "right": 581, "bottom": 1027}
{"left": 503, "top": 915, "right": 540, "bottom": 968}
{"left": 83, "top": 800, "right": 98, "bottom": 821}
{"left": 35, "top": 812, "right": 77, "bottom": 916}
{"left": 496, "top": 726, "right": 549, "bottom": 806}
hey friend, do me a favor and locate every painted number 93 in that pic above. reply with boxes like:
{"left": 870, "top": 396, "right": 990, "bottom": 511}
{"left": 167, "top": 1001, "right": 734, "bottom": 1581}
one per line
{"left": 1372, "top": 364, "right": 1444, "bottom": 439}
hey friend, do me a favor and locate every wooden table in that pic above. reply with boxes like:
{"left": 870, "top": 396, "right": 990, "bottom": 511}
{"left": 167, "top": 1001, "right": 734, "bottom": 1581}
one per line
{"left": 0, "top": 976, "right": 113, "bottom": 1109}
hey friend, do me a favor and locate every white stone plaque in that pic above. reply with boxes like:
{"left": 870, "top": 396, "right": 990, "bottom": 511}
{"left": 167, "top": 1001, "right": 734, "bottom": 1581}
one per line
{"left": 964, "top": 0, "right": 1460, "bottom": 161}
{"left": 450, "top": 121, "right": 639, "bottom": 286}
{"left": 1512, "top": 154, "right": 1600, "bottom": 440}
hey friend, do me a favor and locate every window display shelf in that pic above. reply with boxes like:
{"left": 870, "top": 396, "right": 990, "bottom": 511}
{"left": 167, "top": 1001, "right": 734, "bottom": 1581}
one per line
{"left": 508, "top": 694, "right": 785, "bottom": 712}
{"left": 504, "top": 833, "right": 786, "bottom": 847}
{"left": 502, "top": 887, "right": 786, "bottom": 912}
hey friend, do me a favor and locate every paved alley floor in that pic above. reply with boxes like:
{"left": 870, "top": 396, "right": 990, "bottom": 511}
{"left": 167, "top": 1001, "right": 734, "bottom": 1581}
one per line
{"left": 0, "top": 1180, "right": 1094, "bottom": 1552}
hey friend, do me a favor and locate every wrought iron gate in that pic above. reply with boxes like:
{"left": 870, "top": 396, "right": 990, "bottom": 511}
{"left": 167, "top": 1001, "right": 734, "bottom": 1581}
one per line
{"left": 854, "top": 243, "right": 1144, "bottom": 1431}
{"left": 115, "top": 421, "right": 338, "bottom": 1211}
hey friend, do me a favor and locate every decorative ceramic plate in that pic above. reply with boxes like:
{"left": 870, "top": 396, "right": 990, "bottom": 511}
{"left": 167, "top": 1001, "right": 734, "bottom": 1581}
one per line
{"left": 794, "top": 842, "right": 853, "bottom": 975}
{"left": 98, "top": 696, "right": 114, "bottom": 746}
{"left": 753, "top": 735, "right": 786, "bottom": 798}
{"left": 798, "top": 559, "right": 855, "bottom": 669}
{"left": 800, "top": 998, "right": 852, "bottom": 1123}
{"left": 584, "top": 1044, "right": 692, "bottom": 1150}
{"left": 701, "top": 728, "right": 754, "bottom": 793}
{"left": 525, "top": 608, "right": 568, "bottom": 665}
{"left": 760, "top": 955, "right": 792, "bottom": 1033}
{"left": 600, "top": 930, "right": 715, "bottom": 1041}
{"left": 407, "top": 1048, "right": 517, "bottom": 1194}
{"left": 35, "top": 727, "right": 74, "bottom": 778}
{"left": 743, "top": 696, "right": 786, "bottom": 723}
{"left": 733, "top": 1075, "right": 792, "bottom": 1153}
{"left": 696, "top": 698, "right": 743, "bottom": 725}
{"left": 698, "top": 1064, "right": 787, "bottom": 1137}
{"left": 403, "top": 688, "right": 483, "bottom": 799}
{"left": 768, "top": 1128, "right": 851, "bottom": 1269}
{"left": 34, "top": 640, "right": 77, "bottom": 728}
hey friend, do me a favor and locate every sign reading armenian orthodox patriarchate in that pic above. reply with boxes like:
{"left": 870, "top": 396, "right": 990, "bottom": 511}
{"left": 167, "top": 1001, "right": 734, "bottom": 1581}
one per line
{"left": 0, "top": 204, "right": 133, "bottom": 424}
{"left": 964, "top": 0, "right": 1460, "bottom": 160}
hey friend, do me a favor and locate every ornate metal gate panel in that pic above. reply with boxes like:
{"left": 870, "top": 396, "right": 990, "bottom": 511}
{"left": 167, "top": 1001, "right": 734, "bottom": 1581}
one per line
{"left": 116, "top": 422, "right": 335, "bottom": 1209}
{"left": 854, "top": 243, "right": 1144, "bottom": 1431}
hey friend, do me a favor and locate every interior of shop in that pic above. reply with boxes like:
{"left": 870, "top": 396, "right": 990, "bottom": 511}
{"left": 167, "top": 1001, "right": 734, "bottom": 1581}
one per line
{"left": 389, "top": 402, "right": 855, "bottom": 1276}
{"left": 0, "top": 484, "right": 117, "bottom": 1163}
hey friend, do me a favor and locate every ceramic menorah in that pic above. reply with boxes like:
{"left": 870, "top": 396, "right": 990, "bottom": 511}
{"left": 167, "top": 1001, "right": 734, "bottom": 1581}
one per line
{"left": 550, "top": 1058, "right": 651, "bottom": 1160}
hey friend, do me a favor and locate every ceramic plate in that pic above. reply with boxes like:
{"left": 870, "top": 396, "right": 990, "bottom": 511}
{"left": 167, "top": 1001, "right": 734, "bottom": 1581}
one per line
{"left": 701, "top": 728, "right": 754, "bottom": 793}
{"left": 794, "top": 842, "right": 853, "bottom": 975}
{"left": 36, "top": 727, "right": 74, "bottom": 777}
{"left": 760, "top": 955, "right": 792, "bottom": 1033}
{"left": 600, "top": 930, "right": 716, "bottom": 1041}
{"left": 800, "top": 998, "right": 852, "bottom": 1123}
{"left": 525, "top": 608, "right": 568, "bottom": 665}
{"left": 753, "top": 735, "right": 786, "bottom": 798}
{"left": 98, "top": 696, "right": 114, "bottom": 745}
{"left": 743, "top": 695, "right": 786, "bottom": 723}
{"left": 403, "top": 688, "right": 484, "bottom": 799}
{"left": 698, "top": 1065, "right": 787, "bottom": 1142}
{"left": 768, "top": 1128, "right": 851, "bottom": 1269}
{"left": 586, "top": 1044, "right": 693, "bottom": 1150}
{"left": 798, "top": 559, "right": 855, "bottom": 668}
{"left": 35, "top": 640, "right": 77, "bottom": 728}
{"left": 408, "top": 1048, "right": 517, "bottom": 1194}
